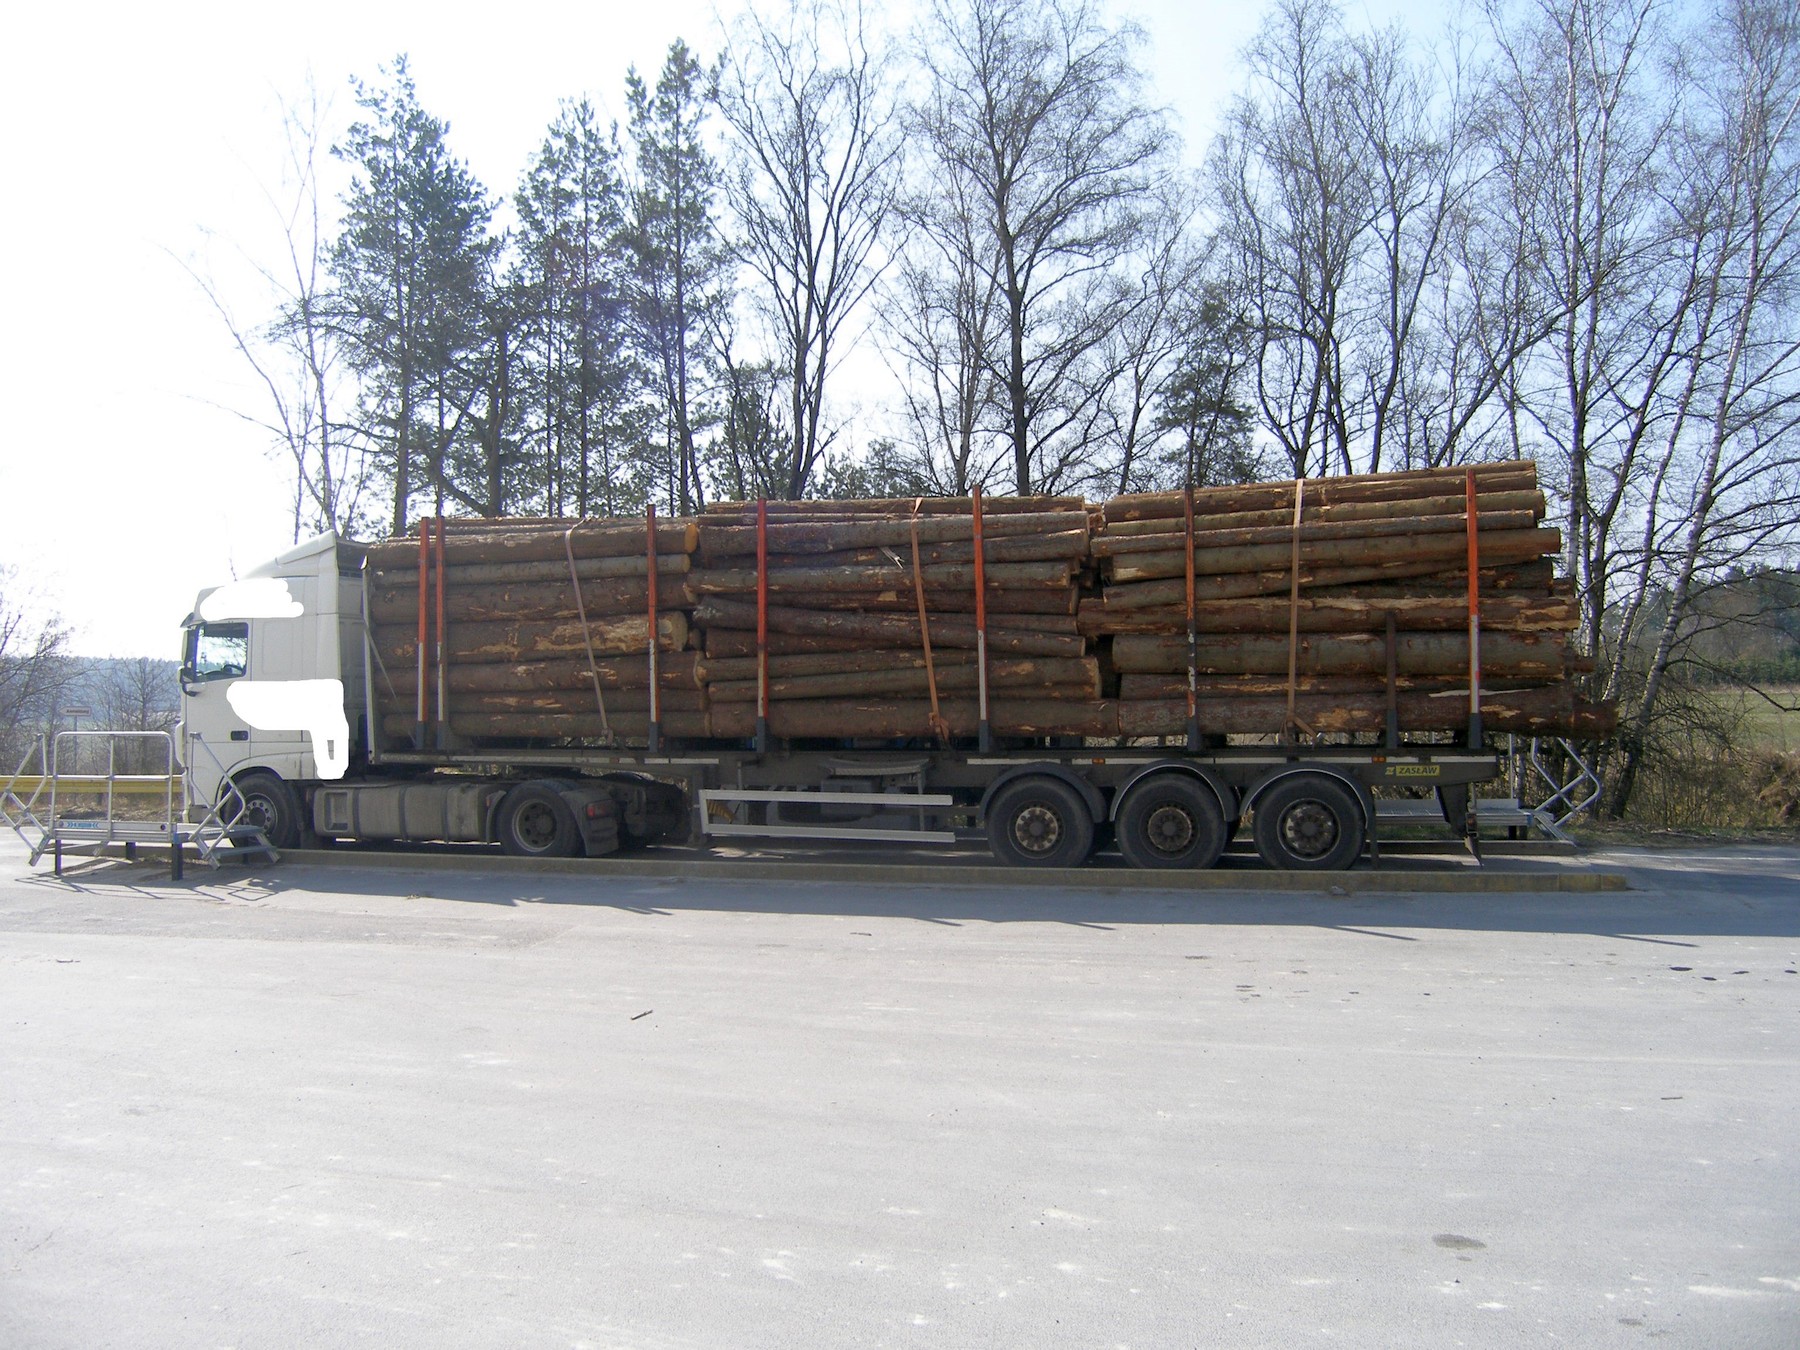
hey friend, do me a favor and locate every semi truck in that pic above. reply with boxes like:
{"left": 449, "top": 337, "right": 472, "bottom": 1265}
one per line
{"left": 176, "top": 530, "right": 1508, "bottom": 872}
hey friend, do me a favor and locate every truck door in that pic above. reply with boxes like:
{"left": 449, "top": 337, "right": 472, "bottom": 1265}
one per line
{"left": 180, "top": 620, "right": 252, "bottom": 795}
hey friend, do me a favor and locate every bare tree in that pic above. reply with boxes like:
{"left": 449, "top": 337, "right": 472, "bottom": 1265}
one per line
{"left": 878, "top": 100, "right": 1009, "bottom": 496}
{"left": 0, "top": 570, "right": 72, "bottom": 768}
{"left": 912, "top": 0, "right": 1173, "bottom": 494}
{"left": 719, "top": 0, "right": 901, "bottom": 499}
{"left": 1212, "top": 0, "right": 1504, "bottom": 478}
{"left": 1603, "top": 0, "right": 1800, "bottom": 813}
{"left": 1483, "top": 0, "right": 1684, "bottom": 658}
{"left": 1098, "top": 184, "right": 1212, "bottom": 494}
{"left": 180, "top": 83, "right": 368, "bottom": 541}
{"left": 1210, "top": 0, "right": 1372, "bottom": 478}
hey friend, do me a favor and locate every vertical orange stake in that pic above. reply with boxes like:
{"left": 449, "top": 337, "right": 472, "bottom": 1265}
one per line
{"left": 756, "top": 498, "right": 769, "bottom": 753}
{"left": 646, "top": 504, "right": 661, "bottom": 754}
{"left": 1466, "top": 468, "right": 1483, "bottom": 746}
{"left": 972, "top": 489, "right": 990, "bottom": 752}
{"left": 1184, "top": 483, "right": 1199, "bottom": 751}
{"left": 415, "top": 519, "right": 429, "bottom": 745}
{"left": 433, "top": 515, "right": 448, "bottom": 750}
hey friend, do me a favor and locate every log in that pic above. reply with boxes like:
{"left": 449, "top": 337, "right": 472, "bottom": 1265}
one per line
{"left": 707, "top": 697, "right": 1119, "bottom": 739}
{"left": 1117, "top": 688, "right": 1616, "bottom": 738}
{"left": 691, "top": 598, "right": 1087, "bottom": 657}
{"left": 373, "top": 612, "right": 688, "bottom": 665}
{"left": 688, "top": 559, "right": 1076, "bottom": 595}
{"left": 1102, "top": 462, "right": 1541, "bottom": 522}
{"left": 700, "top": 649, "right": 982, "bottom": 682}
{"left": 370, "top": 553, "right": 693, "bottom": 588}
{"left": 1110, "top": 631, "right": 1571, "bottom": 679}
{"left": 1093, "top": 508, "right": 1541, "bottom": 559}
{"left": 705, "top": 630, "right": 883, "bottom": 659}
{"left": 416, "top": 688, "right": 708, "bottom": 716}
{"left": 369, "top": 582, "right": 696, "bottom": 625}
{"left": 1096, "top": 489, "right": 1546, "bottom": 538}
{"left": 706, "top": 656, "right": 1100, "bottom": 702}
{"left": 760, "top": 529, "right": 1091, "bottom": 568}
{"left": 800, "top": 589, "right": 1082, "bottom": 618}
{"left": 696, "top": 510, "right": 1090, "bottom": 561}
{"left": 1104, "top": 526, "right": 1561, "bottom": 584}
{"left": 1078, "top": 591, "right": 1578, "bottom": 636}
{"left": 1117, "top": 673, "right": 1509, "bottom": 699}
{"left": 704, "top": 494, "right": 1086, "bottom": 519}
{"left": 379, "top": 653, "right": 705, "bottom": 694}
{"left": 1095, "top": 533, "right": 1562, "bottom": 608}
{"left": 381, "top": 711, "right": 713, "bottom": 743}
{"left": 364, "top": 520, "right": 697, "bottom": 569}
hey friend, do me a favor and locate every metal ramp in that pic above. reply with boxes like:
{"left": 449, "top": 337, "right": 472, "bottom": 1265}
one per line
{"left": 1371, "top": 736, "right": 1602, "bottom": 855}
{"left": 1, "top": 731, "right": 277, "bottom": 879}
{"left": 1513, "top": 736, "right": 1603, "bottom": 842}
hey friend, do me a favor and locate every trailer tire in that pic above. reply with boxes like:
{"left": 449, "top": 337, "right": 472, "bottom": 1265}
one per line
{"left": 233, "top": 772, "right": 302, "bottom": 851}
{"left": 987, "top": 776, "right": 1095, "bottom": 868}
{"left": 497, "top": 783, "right": 579, "bottom": 858}
{"left": 1116, "top": 773, "right": 1227, "bottom": 870}
{"left": 1251, "top": 775, "right": 1364, "bottom": 871}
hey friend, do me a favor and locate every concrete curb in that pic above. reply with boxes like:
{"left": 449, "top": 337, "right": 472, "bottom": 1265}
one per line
{"left": 281, "top": 847, "right": 1629, "bottom": 894}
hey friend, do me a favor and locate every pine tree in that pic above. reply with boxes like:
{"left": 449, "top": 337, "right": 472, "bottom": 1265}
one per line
{"left": 330, "top": 56, "right": 499, "bottom": 531}
{"left": 513, "top": 99, "right": 646, "bottom": 517}
{"left": 622, "top": 41, "right": 732, "bottom": 513}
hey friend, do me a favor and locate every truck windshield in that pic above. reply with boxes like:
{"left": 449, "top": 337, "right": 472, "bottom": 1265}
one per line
{"left": 186, "top": 622, "right": 249, "bottom": 681}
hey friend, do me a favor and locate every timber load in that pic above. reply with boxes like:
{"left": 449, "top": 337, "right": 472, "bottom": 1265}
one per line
{"left": 361, "top": 462, "right": 1614, "bottom": 751}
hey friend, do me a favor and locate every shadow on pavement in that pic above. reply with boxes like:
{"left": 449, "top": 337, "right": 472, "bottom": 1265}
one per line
{"left": 10, "top": 840, "right": 1797, "bottom": 942}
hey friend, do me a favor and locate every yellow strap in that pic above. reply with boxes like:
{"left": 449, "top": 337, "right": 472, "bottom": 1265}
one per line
{"left": 564, "top": 524, "right": 613, "bottom": 741}
{"left": 909, "top": 501, "right": 950, "bottom": 743}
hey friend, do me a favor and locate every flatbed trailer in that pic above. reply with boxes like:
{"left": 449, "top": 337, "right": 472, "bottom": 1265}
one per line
{"left": 169, "top": 531, "right": 1512, "bottom": 873}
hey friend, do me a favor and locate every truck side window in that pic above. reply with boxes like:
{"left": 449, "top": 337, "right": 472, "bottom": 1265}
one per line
{"left": 186, "top": 622, "right": 249, "bottom": 681}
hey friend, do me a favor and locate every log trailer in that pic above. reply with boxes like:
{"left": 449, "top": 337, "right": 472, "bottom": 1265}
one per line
{"left": 178, "top": 491, "right": 1553, "bottom": 873}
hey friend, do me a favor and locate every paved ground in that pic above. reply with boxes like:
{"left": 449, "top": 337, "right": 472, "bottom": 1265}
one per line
{"left": 1, "top": 837, "right": 1795, "bottom": 1349}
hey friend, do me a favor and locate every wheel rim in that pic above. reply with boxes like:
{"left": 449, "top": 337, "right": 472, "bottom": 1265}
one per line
{"left": 515, "top": 801, "right": 559, "bottom": 852}
{"left": 1278, "top": 799, "right": 1340, "bottom": 861}
{"left": 1144, "top": 802, "right": 1195, "bottom": 856}
{"left": 239, "top": 792, "right": 277, "bottom": 832}
{"left": 1011, "top": 803, "right": 1063, "bottom": 855}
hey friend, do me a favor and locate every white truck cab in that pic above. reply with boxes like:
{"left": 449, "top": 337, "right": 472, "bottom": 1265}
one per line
{"left": 179, "top": 533, "right": 367, "bottom": 844}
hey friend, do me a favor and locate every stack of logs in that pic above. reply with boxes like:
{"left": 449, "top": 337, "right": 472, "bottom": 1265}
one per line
{"left": 361, "top": 461, "right": 1615, "bottom": 749}
{"left": 366, "top": 516, "right": 707, "bottom": 744}
{"left": 1087, "top": 462, "right": 1615, "bottom": 738}
{"left": 690, "top": 496, "right": 1106, "bottom": 738}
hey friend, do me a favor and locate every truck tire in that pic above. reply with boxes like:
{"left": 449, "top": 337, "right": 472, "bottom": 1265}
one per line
{"left": 986, "top": 776, "right": 1095, "bottom": 868}
{"left": 233, "top": 772, "right": 302, "bottom": 850}
{"left": 1252, "top": 775, "right": 1365, "bottom": 871}
{"left": 1116, "top": 773, "right": 1227, "bottom": 870}
{"left": 497, "top": 783, "right": 579, "bottom": 858}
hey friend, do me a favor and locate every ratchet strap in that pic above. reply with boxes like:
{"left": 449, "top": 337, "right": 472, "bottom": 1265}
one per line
{"left": 415, "top": 519, "right": 430, "bottom": 744}
{"left": 646, "top": 505, "right": 662, "bottom": 753}
{"left": 563, "top": 522, "right": 613, "bottom": 743}
{"left": 909, "top": 500, "right": 950, "bottom": 744}
{"left": 1465, "top": 467, "right": 1484, "bottom": 746}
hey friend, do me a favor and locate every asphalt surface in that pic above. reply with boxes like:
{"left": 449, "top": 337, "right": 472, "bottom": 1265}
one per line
{"left": 1, "top": 836, "right": 1796, "bottom": 1348}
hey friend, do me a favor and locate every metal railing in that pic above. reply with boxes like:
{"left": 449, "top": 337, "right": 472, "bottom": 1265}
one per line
{"left": 1, "top": 731, "right": 182, "bottom": 875}
{"left": 1510, "top": 736, "right": 1602, "bottom": 842}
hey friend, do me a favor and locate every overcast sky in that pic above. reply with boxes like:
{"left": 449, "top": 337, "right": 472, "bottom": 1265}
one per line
{"left": 1, "top": 0, "right": 1417, "bottom": 658}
